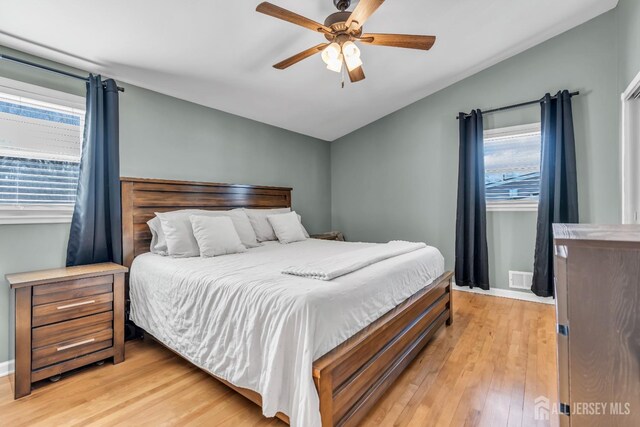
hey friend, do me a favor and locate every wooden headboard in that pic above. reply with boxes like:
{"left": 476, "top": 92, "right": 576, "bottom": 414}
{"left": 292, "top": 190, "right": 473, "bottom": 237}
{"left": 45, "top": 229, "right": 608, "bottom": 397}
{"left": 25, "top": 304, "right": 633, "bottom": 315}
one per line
{"left": 120, "top": 177, "right": 292, "bottom": 269}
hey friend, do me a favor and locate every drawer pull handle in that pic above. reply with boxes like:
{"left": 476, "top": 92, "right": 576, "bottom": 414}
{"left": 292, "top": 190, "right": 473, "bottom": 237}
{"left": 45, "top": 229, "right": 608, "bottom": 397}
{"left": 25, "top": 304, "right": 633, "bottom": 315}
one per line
{"left": 57, "top": 338, "right": 95, "bottom": 351}
{"left": 57, "top": 300, "right": 95, "bottom": 310}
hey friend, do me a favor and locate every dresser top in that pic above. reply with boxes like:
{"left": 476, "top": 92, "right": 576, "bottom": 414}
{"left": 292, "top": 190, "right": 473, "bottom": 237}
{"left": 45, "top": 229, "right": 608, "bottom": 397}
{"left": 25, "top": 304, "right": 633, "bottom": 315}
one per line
{"left": 6, "top": 262, "right": 128, "bottom": 289}
{"left": 553, "top": 224, "right": 640, "bottom": 246}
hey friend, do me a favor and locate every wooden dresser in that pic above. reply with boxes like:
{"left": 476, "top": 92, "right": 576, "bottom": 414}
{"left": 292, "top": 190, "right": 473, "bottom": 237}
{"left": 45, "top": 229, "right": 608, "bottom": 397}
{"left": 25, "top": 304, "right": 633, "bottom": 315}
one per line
{"left": 6, "top": 262, "right": 128, "bottom": 399}
{"left": 553, "top": 224, "right": 640, "bottom": 426}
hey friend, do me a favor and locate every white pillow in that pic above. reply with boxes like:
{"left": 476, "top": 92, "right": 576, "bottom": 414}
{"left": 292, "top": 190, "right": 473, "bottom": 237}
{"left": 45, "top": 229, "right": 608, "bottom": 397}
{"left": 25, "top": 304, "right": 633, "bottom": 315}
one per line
{"left": 147, "top": 216, "right": 168, "bottom": 255}
{"left": 153, "top": 209, "right": 260, "bottom": 257}
{"left": 297, "top": 214, "right": 310, "bottom": 238}
{"left": 245, "top": 208, "right": 291, "bottom": 242}
{"left": 224, "top": 209, "right": 261, "bottom": 248}
{"left": 190, "top": 216, "right": 246, "bottom": 257}
{"left": 268, "top": 211, "right": 307, "bottom": 244}
{"left": 156, "top": 211, "right": 200, "bottom": 257}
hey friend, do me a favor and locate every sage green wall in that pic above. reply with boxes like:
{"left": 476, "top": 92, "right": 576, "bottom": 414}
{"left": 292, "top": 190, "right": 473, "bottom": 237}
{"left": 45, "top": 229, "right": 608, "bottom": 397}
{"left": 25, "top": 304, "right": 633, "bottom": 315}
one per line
{"left": 0, "top": 46, "right": 331, "bottom": 364}
{"left": 618, "top": 0, "right": 640, "bottom": 90}
{"left": 331, "top": 10, "right": 621, "bottom": 294}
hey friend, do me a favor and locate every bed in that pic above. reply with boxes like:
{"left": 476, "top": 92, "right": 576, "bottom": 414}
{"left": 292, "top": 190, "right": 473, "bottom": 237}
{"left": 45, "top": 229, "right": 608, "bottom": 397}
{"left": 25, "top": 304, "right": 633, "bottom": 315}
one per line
{"left": 121, "top": 177, "right": 453, "bottom": 427}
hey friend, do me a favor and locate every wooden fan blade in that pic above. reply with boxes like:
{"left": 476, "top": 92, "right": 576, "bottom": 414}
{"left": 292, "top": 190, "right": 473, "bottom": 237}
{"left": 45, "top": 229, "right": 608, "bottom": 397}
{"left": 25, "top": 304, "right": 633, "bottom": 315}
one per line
{"left": 347, "top": 65, "right": 366, "bottom": 83}
{"left": 256, "top": 2, "right": 332, "bottom": 33}
{"left": 273, "top": 43, "right": 328, "bottom": 69}
{"left": 346, "top": 0, "right": 385, "bottom": 32}
{"left": 359, "top": 33, "right": 436, "bottom": 50}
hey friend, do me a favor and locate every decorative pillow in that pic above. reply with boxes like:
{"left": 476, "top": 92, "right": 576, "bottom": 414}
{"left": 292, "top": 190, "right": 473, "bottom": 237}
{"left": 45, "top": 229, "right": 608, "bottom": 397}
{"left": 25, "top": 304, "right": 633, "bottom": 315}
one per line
{"left": 297, "top": 214, "right": 310, "bottom": 238}
{"left": 190, "top": 215, "right": 246, "bottom": 257}
{"left": 244, "top": 208, "right": 291, "bottom": 242}
{"left": 226, "top": 209, "right": 261, "bottom": 248}
{"left": 268, "top": 211, "right": 307, "bottom": 244}
{"left": 147, "top": 216, "right": 168, "bottom": 255}
{"left": 156, "top": 211, "right": 201, "bottom": 257}
{"left": 152, "top": 209, "right": 260, "bottom": 257}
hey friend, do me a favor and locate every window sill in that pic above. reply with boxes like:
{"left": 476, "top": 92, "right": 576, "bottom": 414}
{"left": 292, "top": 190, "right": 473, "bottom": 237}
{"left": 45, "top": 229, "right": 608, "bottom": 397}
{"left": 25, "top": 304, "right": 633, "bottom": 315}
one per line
{"left": 487, "top": 202, "right": 538, "bottom": 212}
{"left": 0, "top": 207, "right": 73, "bottom": 225}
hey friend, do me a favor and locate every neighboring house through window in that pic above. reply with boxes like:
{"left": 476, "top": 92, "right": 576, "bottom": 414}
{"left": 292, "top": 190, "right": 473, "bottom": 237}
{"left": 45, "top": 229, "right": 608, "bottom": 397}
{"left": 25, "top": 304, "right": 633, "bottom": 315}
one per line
{"left": 484, "top": 123, "right": 541, "bottom": 211}
{"left": 0, "top": 76, "right": 85, "bottom": 224}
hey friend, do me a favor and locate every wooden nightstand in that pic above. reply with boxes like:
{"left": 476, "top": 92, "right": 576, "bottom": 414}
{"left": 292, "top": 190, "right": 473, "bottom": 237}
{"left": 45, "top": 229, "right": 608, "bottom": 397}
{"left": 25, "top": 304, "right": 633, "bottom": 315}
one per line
{"left": 311, "top": 231, "right": 345, "bottom": 241}
{"left": 6, "top": 262, "right": 128, "bottom": 399}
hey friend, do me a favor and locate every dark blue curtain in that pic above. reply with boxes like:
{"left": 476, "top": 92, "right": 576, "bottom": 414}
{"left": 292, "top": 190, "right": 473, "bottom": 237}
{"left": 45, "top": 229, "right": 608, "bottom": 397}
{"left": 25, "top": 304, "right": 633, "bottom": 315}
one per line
{"left": 532, "top": 91, "right": 578, "bottom": 297}
{"left": 455, "top": 110, "right": 490, "bottom": 290}
{"left": 66, "top": 75, "right": 121, "bottom": 266}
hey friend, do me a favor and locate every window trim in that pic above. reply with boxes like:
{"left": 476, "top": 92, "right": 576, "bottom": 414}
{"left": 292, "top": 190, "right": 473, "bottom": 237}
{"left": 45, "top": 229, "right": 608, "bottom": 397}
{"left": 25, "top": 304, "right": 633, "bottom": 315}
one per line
{"left": 484, "top": 122, "right": 541, "bottom": 212}
{"left": 0, "top": 76, "right": 84, "bottom": 225}
{"left": 486, "top": 200, "right": 539, "bottom": 212}
{"left": 0, "top": 205, "right": 74, "bottom": 225}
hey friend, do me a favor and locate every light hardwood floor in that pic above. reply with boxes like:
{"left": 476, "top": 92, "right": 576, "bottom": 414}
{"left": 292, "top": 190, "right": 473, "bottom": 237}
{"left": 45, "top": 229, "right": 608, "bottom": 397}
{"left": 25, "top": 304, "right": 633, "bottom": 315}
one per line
{"left": 0, "top": 291, "right": 558, "bottom": 427}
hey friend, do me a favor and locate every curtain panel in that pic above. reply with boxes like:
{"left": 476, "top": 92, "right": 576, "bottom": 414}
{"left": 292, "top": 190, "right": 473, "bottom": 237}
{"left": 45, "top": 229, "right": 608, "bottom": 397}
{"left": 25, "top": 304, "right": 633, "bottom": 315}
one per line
{"left": 66, "top": 75, "right": 122, "bottom": 266}
{"left": 455, "top": 110, "right": 490, "bottom": 290}
{"left": 532, "top": 90, "right": 579, "bottom": 297}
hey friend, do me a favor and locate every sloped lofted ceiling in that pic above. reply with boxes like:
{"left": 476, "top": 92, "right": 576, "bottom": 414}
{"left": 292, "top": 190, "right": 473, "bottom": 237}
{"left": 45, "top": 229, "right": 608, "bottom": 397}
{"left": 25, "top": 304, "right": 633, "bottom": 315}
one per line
{"left": 0, "top": 0, "right": 618, "bottom": 141}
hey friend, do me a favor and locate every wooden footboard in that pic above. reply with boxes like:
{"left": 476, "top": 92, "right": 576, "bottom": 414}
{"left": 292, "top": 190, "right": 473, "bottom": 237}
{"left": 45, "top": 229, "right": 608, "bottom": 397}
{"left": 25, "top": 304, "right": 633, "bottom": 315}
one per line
{"left": 312, "top": 271, "right": 453, "bottom": 427}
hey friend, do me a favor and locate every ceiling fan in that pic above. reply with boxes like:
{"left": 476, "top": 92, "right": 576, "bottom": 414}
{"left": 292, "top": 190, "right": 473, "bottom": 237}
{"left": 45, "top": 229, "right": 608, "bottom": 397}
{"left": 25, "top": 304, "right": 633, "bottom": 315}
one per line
{"left": 256, "top": 0, "right": 436, "bottom": 83}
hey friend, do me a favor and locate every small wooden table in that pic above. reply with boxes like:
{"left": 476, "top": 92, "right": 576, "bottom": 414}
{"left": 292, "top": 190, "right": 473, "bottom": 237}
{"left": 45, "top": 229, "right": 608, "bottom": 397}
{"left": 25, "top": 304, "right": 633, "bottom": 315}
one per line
{"left": 6, "top": 262, "right": 128, "bottom": 399}
{"left": 310, "top": 231, "right": 345, "bottom": 241}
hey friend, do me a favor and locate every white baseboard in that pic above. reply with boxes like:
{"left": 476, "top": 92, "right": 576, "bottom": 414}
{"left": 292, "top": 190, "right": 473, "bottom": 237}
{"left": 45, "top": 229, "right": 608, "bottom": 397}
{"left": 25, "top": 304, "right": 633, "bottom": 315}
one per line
{"left": 453, "top": 284, "right": 554, "bottom": 305}
{"left": 0, "top": 359, "right": 14, "bottom": 378}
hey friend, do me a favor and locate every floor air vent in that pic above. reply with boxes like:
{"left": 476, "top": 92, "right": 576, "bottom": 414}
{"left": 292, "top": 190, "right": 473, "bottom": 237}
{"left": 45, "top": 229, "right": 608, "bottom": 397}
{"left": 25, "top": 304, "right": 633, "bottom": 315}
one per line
{"left": 509, "top": 271, "right": 533, "bottom": 290}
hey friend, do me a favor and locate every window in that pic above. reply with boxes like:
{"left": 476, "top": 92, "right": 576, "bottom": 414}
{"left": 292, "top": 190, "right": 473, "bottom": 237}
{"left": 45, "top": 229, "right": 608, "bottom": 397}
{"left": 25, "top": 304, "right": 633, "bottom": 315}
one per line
{"left": 0, "top": 77, "right": 85, "bottom": 224}
{"left": 484, "top": 123, "right": 541, "bottom": 211}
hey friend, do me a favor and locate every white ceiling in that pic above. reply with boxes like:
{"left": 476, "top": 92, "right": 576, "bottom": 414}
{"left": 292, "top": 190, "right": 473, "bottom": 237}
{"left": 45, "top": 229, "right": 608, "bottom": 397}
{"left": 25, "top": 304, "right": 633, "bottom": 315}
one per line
{"left": 0, "top": 0, "right": 618, "bottom": 141}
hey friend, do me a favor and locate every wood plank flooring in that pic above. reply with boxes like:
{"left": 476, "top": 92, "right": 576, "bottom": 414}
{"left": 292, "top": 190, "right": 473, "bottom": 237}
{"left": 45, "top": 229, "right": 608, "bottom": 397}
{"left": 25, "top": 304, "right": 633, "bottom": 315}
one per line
{"left": 0, "top": 291, "right": 558, "bottom": 426}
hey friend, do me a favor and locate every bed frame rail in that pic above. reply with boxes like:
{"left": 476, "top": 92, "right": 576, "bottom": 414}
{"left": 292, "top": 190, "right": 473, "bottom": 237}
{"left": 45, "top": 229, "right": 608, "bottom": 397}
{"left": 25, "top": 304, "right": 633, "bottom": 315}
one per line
{"left": 313, "top": 271, "right": 453, "bottom": 427}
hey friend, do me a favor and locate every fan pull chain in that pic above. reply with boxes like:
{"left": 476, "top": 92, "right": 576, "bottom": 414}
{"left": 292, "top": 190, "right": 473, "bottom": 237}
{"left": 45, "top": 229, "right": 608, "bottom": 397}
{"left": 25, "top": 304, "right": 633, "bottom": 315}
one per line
{"left": 341, "top": 66, "right": 345, "bottom": 89}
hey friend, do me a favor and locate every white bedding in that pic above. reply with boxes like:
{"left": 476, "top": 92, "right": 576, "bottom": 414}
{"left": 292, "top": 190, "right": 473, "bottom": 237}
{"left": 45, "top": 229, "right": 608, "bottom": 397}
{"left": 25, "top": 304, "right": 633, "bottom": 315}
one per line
{"left": 130, "top": 239, "right": 444, "bottom": 427}
{"left": 283, "top": 240, "right": 427, "bottom": 280}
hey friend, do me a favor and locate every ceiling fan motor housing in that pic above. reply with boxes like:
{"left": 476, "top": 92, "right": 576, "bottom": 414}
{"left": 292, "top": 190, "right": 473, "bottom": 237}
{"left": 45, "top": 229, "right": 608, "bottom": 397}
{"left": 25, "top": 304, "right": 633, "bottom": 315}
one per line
{"left": 324, "top": 11, "right": 362, "bottom": 40}
{"left": 333, "top": 0, "right": 351, "bottom": 11}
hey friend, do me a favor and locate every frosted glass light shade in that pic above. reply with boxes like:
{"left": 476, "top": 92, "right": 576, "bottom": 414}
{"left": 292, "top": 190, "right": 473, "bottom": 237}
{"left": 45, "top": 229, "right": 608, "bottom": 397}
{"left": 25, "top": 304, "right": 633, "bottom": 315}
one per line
{"left": 321, "top": 43, "right": 341, "bottom": 65}
{"left": 326, "top": 54, "right": 343, "bottom": 73}
{"left": 342, "top": 41, "right": 360, "bottom": 59}
{"left": 344, "top": 54, "right": 363, "bottom": 71}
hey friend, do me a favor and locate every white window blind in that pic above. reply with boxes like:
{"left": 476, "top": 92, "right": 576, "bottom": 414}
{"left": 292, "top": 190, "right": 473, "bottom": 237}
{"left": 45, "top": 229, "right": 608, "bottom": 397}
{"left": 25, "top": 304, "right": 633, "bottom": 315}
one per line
{"left": 0, "top": 77, "right": 85, "bottom": 223}
{"left": 484, "top": 123, "right": 541, "bottom": 211}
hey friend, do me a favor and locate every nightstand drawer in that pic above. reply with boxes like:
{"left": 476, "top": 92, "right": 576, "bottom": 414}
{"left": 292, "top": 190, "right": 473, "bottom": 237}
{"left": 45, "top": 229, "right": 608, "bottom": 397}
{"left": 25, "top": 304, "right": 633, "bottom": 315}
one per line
{"left": 32, "top": 328, "right": 114, "bottom": 370}
{"left": 32, "top": 293, "right": 113, "bottom": 327}
{"left": 32, "top": 311, "right": 114, "bottom": 348}
{"left": 32, "top": 275, "right": 113, "bottom": 306}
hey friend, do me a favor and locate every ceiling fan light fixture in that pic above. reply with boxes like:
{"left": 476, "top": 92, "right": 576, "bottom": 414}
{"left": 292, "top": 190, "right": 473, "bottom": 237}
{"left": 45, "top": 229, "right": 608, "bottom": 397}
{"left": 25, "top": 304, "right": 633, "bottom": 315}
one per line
{"left": 342, "top": 41, "right": 360, "bottom": 59}
{"left": 326, "top": 54, "right": 344, "bottom": 73}
{"left": 342, "top": 41, "right": 363, "bottom": 71}
{"left": 344, "top": 53, "right": 363, "bottom": 71}
{"left": 321, "top": 42, "right": 341, "bottom": 65}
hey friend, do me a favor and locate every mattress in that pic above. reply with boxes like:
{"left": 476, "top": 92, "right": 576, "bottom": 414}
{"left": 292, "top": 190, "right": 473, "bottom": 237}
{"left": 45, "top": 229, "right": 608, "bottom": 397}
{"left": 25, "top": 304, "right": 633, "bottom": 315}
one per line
{"left": 129, "top": 239, "right": 445, "bottom": 427}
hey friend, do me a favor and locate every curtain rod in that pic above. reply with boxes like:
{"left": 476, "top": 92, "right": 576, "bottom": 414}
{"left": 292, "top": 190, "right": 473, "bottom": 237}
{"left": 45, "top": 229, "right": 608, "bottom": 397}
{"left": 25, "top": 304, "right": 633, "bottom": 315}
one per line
{"left": 456, "top": 91, "right": 579, "bottom": 119}
{"left": 0, "top": 53, "right": 125, "bottom": 93}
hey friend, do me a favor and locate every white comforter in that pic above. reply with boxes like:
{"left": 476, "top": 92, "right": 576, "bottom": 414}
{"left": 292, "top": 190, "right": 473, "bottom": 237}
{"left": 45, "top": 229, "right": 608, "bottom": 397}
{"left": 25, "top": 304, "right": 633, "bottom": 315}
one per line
{"left": 130, "top": 239, "right": 444, "bottom": 427}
